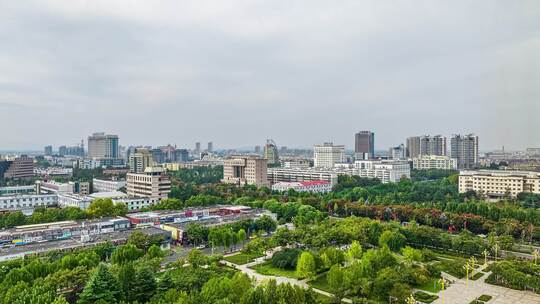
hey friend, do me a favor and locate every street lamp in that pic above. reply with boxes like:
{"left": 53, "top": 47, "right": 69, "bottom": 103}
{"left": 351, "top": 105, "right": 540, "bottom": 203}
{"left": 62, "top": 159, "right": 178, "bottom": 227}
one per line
{"left": 482, "top": 249, "right": 489, "bottom": 266}
{"left": 463, "top": 262, "right": 472, "bottom": 289}
{"left": 438, "top": 278, "right": 446, "bottom": 304}
{"left": 533, "top": 249, "right": 539, "bottom": 265}
{"left": 406, "top": 294, "right": 416, "bottom": 304}
{"left": 469, "top": 256, "right": 477, "bottom": 270}
{"left": 493, "top": 242, "right": 500, "bottom": 261}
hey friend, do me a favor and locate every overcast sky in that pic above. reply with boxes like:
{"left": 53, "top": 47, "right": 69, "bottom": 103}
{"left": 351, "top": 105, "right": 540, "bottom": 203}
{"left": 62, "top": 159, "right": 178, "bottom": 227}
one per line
{"left": 1, "top": 1, "right": 539, "bottom": 151}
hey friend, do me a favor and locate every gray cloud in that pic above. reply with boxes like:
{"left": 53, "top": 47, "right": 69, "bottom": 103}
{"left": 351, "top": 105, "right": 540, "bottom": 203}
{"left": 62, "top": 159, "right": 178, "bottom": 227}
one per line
{"left": 0, "top": 1, "right": 539, "bottom": 151}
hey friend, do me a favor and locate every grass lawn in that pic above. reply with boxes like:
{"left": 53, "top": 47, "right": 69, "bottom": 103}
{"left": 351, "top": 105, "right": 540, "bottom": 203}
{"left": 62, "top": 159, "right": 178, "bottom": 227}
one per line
{"left": 223, "top": 252, "right": 263, "bottom": 265}
{"left": 470, "top": 272, "right": 484, "bottom": 281}
{"left": 478, "top": 295, "right": 492, "bottom": 302}
{"left": 308, "top": 273, "right": 331, "bottom": 293}
{"left": 416, "top": 278, "right": 443, "bottom": 293}
{"left": 249, "top": 261, "right": 304, "bottom": 279}
{"left": 413, "top": 291, "right": 439, "bottom": 303}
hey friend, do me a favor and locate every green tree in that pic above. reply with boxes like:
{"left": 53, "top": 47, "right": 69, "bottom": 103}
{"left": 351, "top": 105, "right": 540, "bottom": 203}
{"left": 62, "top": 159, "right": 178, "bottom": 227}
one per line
{"left": 117, "top": 263, "right": 136, "bottom": 302}
{"left": 327, "top": 265, "right": 346, "bottom": 301}
{"left": 296, "top": 251, "right": 316, "bottom": 279}
{"left": 347, "top": 240, "right": 363, "bottom": 261}
{"left": 132, "top": 266, "right": 156, "bottom": 303}
{"left": 378, "top": 230, "right": 406, "bottom": 252}
{"left": 111, "top": 244, "right": 144, "bottom": 265}
{"left": 78, "top": 263, "right": 120, "bottom": 304}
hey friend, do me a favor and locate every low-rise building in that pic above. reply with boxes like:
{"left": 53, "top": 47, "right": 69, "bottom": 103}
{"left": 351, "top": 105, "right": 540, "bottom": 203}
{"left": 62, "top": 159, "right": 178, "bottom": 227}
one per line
{"left": 459, "top": 170, "right": 540, "bottom": 199}
{"left": 57, "top": 193, "right": 93, "bottom": 210}
{"left": 92, "top": 178, "right": 126, "bottom": 193}
{"left": 412, "top": 155, "right": 458, "bottom": 170}
{"left": 0, "top": 194, "right": 57, "bottom": 212}
{"left": 271, "top": 180, "right": 333, "bottom": 193}
{"left": 34, "top": 167, "right": 73, "bottom": 178}
{"left": 0, "top": 185, "right": 35, "bottom": 196}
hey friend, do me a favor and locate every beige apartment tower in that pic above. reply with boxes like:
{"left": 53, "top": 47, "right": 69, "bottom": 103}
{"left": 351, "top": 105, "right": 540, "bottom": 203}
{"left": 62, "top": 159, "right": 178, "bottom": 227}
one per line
{"left": 222, "top": 156, "right": 269, "bottom": 187}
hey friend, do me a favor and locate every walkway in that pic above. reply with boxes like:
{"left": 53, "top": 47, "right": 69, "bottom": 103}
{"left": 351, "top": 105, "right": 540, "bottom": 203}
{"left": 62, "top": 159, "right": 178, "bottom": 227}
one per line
{"left": 222, "top": 257, "right": 352, "bottom": 303}
{"left": 431, "top": 264, "right": 540, "bottom": 304}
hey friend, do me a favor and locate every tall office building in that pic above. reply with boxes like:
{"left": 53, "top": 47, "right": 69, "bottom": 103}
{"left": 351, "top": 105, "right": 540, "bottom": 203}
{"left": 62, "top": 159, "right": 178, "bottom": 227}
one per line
{"left": 195, "top": 142, "right": 201, "bottom": 155}
{"left": 88, "top": 132, "right": 119, "bottom": 159}
{"left": 127, "top": 167, "right": 171, "bottom": 199}
{"left": 58, "top": 146, "right": 67, "bottom": 156}
{"left": 207, "top": 142, "right": 213, "bottom": 153}
{"left": 388, "top": 144, "right": 406, "bottom": 159}
{"left": 129, "top": 148, "right": 154, "bottom": 173}
{"left": 314, "top": 143, "right": 345, "bottom": 168}
{"left": 406, "top": 135, "right": 447, "bottom": 158}
{"left": 1, "top": 155, "right": 34, "bottom": 180}
{"left": 222, "top": 155, "right": 269, "bottom": 187}
{"left": 264, "top": 139, "right": 280, "bottom": 165}
{"left": 44, "top": 146, "right": 53, "bottom": 156}
{"left": 451, "top": 134, "right": 479, "bottom": 169}
{"left": 254, "top": 146, "right": 261, "bottom": 154}
{"left": 355, "top": 131, "right": 375, "bottom": 160}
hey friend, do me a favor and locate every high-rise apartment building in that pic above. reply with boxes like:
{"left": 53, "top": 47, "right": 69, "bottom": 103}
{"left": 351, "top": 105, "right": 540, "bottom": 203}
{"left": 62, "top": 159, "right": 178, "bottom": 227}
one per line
{"left": 129, "top": 148, "right": 154, "bottom": 173}
{"left": 355, "top": 131, "right": 375, "bottom": 160}
{"left": 207, "top": 142, "right": 213, "bottom": 153}
{"left": 88, "top": 132, "right": 119, "bottom": 159}
{"left": 264, "top": 139, "right": 280, "bottom": 165}
{"left": 44, "top": 146, "right": 53, "bottom": 156}
{"left": 451, "top": 134, "right": 479, "bottom": 169}
{"left": 222, "top": 156, "right": 269, "bottom": 187}
{"left": 195, "top": 142, "right": 201, "bottom": 155}
{"left": 406, "top": 135, "right": 447, "bottom": 158}
{"left": 314, "top": 143, "right": 345, "bottom": 168}
{"left": 127, "top": 167, "right": 171, "bottom": 199}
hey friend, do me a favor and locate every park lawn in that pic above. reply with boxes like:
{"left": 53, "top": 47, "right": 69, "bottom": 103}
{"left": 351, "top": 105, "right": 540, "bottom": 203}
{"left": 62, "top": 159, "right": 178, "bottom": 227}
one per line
{"left": 223, "top": 252, "right": 263, "bottom": 265}
{"left": 416, "top": 278, "right": 443, "bottom": 293}
{"left": 307, "top": 273, "right": 331, "bottom": 293}
{"left": 433, "top": 259, "right": 466, "bottom": 279}
{"left": 478, "top": 295, "right": 492, "bottom": 301}
{"left": 250, "top": 261, "right": 304, "bottom": 279}
{"left": 413, "top": 291, "right": 439, "bottom": 303}
{"left": 470, "top": 272, "right": 484, "bottom": 281}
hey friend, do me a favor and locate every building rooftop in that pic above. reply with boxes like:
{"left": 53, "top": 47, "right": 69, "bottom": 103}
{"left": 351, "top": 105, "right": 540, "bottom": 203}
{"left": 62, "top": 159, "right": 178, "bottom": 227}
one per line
{"left": 88, "top": 191, "right": 128, "bottom": 199}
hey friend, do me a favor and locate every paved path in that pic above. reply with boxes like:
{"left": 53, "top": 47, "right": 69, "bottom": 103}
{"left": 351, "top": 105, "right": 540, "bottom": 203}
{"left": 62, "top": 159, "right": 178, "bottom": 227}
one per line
{"left": 222, "top": 257, "right": 352, "bottom": 303}
{"left": 431, "top": 264, "right": 540, "bottom": 304}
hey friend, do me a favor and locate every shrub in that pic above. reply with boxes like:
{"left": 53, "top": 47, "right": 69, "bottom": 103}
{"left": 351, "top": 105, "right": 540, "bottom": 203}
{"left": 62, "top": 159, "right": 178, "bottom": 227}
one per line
{"left": 271, "top": 248, "right": 301, "bottom": 270}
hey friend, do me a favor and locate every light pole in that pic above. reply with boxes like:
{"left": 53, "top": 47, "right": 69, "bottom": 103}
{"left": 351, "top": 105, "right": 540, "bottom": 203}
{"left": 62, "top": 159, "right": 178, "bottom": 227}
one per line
{"left": 463, "top": 262, "right": 472, "bottom": 289}
{"left": 533, "top": 249, "right": 539, "bottom": 265}
{"left": 469, "top": 256, "right": 477, "bottom": 270}
{"left": 438, "top": 278, "right": 446, "bottom": 304}
{"left": 493, "top": 242, "right": 500, "bottom": 261}
{"left": 482, "top": 249, "right": 489, "bottom": 266}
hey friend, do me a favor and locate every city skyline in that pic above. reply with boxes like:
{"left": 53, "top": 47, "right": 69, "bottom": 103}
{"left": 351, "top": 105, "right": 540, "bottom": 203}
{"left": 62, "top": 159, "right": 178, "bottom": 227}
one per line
{"left": 1, "top": 1, "right": 539, "bottom": 150}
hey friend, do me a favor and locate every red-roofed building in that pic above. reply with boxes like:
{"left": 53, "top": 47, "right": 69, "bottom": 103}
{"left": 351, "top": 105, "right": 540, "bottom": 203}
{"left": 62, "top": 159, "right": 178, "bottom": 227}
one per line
{"left": 272, "top": 180, "right": 332, "bottom": 193}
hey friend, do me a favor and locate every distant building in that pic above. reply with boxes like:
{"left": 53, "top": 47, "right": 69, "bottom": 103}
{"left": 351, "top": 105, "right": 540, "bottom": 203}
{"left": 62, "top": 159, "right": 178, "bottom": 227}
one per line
{"left": 126, "top": 167, "right": 171, "bottom": 199}
{"left": 389, "top": 144, "right": 406, "bottom": 160}
{"left": 0, "top": 185, "right": 35, "bottom": 196}
{"left": 406, "top": 135, "right": 447, "bottom": 158}
{"left": 263, "top": 139, "right": 280, "bottom": 165}
{"left": 36, "top": 180, "right": 90, "bottom": 195}
{"left": 353, "top": 160, "right": 411, "bottom": 183}
{"left": 355, "top": 131, "right": 375, "bottom": 160}
{"left": 272, "top": 180, "right": 332, "bottom": 193}
{"left": 222, "top": 156, "right": 269, "bottom": 187}
{"left": 314, "top": 142, "right": 345, "bottom": 168}
{"left": 451, "top": 134, "right": 479, "bottom": 169}
{"left": 282, "top": 159, "right": 311, "bottom": 168}
{"left": 412, "top": 155, "right": 457, "bottom": 170}
{"left": 92, "top": 178, "right": 126, "bottom": 193}
{"left": 254, "top": 146, "right": 261, "bottom": 154}
{"left": 1, "top": 155, "right": 34, "bottom": 180}
{"left": 195, "top": 142, "right": 201, "bottom": 155}
{"left": 129, "top": 148, "right": 154, "bottom": 173}
{"left": 207, "top": 142, "right": 213, "bottom": 153}
{"left": 268, "top": 167, "right": 339, "bottom": 185}
{"left": 44, "top": 146, "right": 53, "bottom": 156}
{"left": 88, "top": 132, "right": 119, "bottom": 159}
{"left": 459, "top": 170, "right": 540, "bottom": 199}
